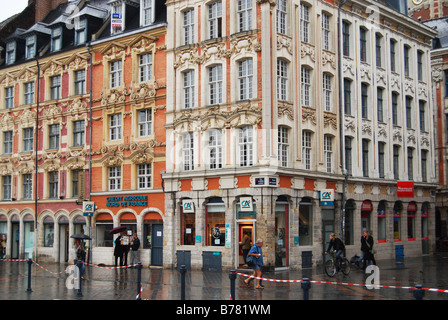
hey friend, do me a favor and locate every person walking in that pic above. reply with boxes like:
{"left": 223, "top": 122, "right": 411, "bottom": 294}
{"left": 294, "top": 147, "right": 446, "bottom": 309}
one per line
{"left": 129, "top": 233, "right": 141, "bottom": 266}
{"left": 360, "top": 230, "right": 376, "bottom": 269}
{"left": 244, "top": 239, "right": 264, "bottom": 289}
{"left": 325, "top": 233, "right": 345, "bottom": 271}
{"left": 74, "top": 239, "right": 86, "bottom": 279}
{"left": 114, "top": 232, "right": 124, "bottom": 267}
{"left": 240, "top": 232, "right": 251, "bottom": 266}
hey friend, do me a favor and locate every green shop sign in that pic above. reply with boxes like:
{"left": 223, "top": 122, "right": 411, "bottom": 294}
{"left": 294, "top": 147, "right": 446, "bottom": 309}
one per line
{"left": 106, "top": 195, "right": 148, "bottom": 208}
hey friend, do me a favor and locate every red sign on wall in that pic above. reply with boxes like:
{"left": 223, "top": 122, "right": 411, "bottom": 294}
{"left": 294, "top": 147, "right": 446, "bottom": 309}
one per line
{"left": 397, "top": 181, "right": 414, "bottom": 197}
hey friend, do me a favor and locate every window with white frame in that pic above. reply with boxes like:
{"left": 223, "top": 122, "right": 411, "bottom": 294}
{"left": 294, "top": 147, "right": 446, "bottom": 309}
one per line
{"left": 25, "top": 36, "right": 36, "bottom": 59}
{"left": 141, "top": 0, "right": 154, "bottom": 26}
{"left": 138, "top": 109, "right": 152, "bottom": 137}
{"left": 377, "top": 87, "right": 384, "bottom": 122}
{"left": 108, "top": 166, "right": 121, "bottom": 191}
{"left": 300, "top": 3, "right": 310, "bottom": 43}
{"left": 72, "top": 169, "right": 81, "bottom": 198}
{"left": 209, "top": 65, "right": 223, "bottom": 105}
{"left": 342, "top": 21, "right": 350, "bottom": 57}
{"left": 111, "top": 3, "right": 124, "bottom": 34}
{"left": 49, "top": 124, "right": 60, "bottom": 149}
{"left": 376, "top": 33, "right": 383, "bottom": 68}
{"left": 23, "top": 128, "right": 33, "bottom": 152}
{"left": 110, "top": 60, "right": 122, "bottom": 88}
{"left": 3, "top": 131, "right": 12, "bottom": 154}
{"left": 5, "top": 87, "right": 14, "bottom": 109}
{"left": 276, "top": 0, "right": 287, "bottom": 34}
{"left": 238, "top": 126, "right": 253, "bottom": 167}
{"left": 138, "top": 163, "right": 152, "bottom": 189}
{"left": 2, "top": 175, "right": 11, "bottom": 200}
{"left": 238, "top": 59, "right": 253, "bottom": 101}
{"left": 24, "top": 82, "right": 35, "bottom": 105}
{"left": 109, "top": 114, "right": 122, "bottom": 141}
{"left": 139, "top": 53, "right": 152, "bottom": 83}
{"left": 183, "top": 9, "right": 195, "bottom": 45}
{"left": 50, "top": 75, "right": 61, "bottom": 100}
{"left": 74, "top": 70, "right": 86, "bottom": 95}
{"left": 301, "top": 66, "right": 311, "bottom": 107}
{"left": 183, "top": 132, "right": 194, "bottom": 171}
{"left": 75, "top": 18, "right": 87, "bottom": 45}
{"left": 324, "top": 135, "right": 332, "bottom": 173}
{"left": 323, "top": 73, "right": 332, "bottom": 111}
{"left": 238, "top": 0, "right": 252, "bottom": 32}
{"left": 49, "top": 171, "right": 58, "bottom": 198}
{"left": 23, "top": 174, "right": 32, "bottom": 200}
{"left": 278, "top": 126, "right": 289, "bottom": 167}
{"left": 362, "top": 139, "right": 369, "bottom": 177}
{"left": 51, "top": 27, "right": 62, "bottom": 52}
{"left": 361, "top": 83, "right": 368, "bottom": 119}
{"left": 302, "top": 131, "right": 312, "bottom": 170}
{"left": 360, "top": 27, "right": 367, "bottom": 62}
{"left": 322, "top": 13, "right": 330, "bottom": 51}
{"left": 208, "top": 1, "right": 222, "bottom": 39}
{"left": 277, "top": 59, "right": 288, "bottom": 101}
{"left": 421, "top": 150, "right": 427, "bottom": 182}
{"left": 183, "top": 70, "right": 195, "bottom": 109}
{"left": 73, "top": 120, "right": 85, "bottom": 147}
{"left": 5, "top": 41, "right": 16, "bottom": 65}
{"left": 390, "top": 39, "right": 397, "bottom": 72}
{"left": 404, "top": 45, "right": 410, "bottom": 77}
{"left": 208, "top": 129, "right": 222, "bottom": 170}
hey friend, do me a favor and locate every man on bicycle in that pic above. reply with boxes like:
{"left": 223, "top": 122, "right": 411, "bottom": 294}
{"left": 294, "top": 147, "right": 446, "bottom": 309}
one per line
{"left": 325, "top": 233, "right": 345, "bottom": 271}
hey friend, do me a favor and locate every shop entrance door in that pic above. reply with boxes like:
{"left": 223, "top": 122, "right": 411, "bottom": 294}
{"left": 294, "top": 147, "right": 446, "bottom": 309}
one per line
{"left": 11, "top": 223, "right": 19, "bottom": 259}
{"left": 151, "top": 224, "right": 163, "bottom": 266}
{"left": 322, "top": 219, "right": 334, "bottom": 263}
{"left": 236, "top": 220, "right": 255, "bottom": 268}
{"left": 59, "top": 224, "right": 69, "bottom": 263}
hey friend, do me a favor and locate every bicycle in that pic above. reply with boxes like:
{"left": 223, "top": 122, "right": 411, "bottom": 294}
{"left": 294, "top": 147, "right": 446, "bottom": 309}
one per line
{"left": 324, "top": 252, "right": 350, "bottom": 277}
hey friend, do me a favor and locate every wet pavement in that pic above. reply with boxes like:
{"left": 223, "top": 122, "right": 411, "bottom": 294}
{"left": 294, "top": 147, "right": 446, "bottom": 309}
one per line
{"left": 1, "top": 252, "right": 448, "bottom": 301}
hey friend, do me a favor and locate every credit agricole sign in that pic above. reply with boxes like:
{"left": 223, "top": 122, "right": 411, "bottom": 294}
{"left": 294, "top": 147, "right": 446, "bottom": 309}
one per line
{"left": 106, "top": 195, "right": 148, "bottom": 207}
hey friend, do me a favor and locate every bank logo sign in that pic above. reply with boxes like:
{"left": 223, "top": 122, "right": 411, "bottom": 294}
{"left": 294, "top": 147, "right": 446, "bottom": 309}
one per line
{"left": 320, "top": 189, "right": 334, "bottom": 206}
{"left": 239, "top": 197, "right": 253, "bottom": 212}
{"left": 182, "top": 199, "right": 195, "bottom": 213}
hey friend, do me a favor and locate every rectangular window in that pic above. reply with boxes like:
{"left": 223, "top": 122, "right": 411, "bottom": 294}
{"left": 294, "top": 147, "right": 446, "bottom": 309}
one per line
{"left": 74, "top": 70, "right": 86, "bottom": 95}
{"left": 390, "top": 40, "right": 396, "bottom": 72}
{"left": 408, "top": 147, "right": 414, "bottom": 181}
{"left": 183, "top": 132, "right": 194, "bottom": 171}
{"left": 208, "top": 1, "right": 222, "bottom": 39}
{"left": 51, "top": 27, "right": 62, "bottom": 52}
{"left": 301, "top": 67, "right": 311, "bottom": 107}
{"left": 110, "top": 60, "right": 122, "bottom": 88}
{"left": 183, "top": 9, "right": 195, "bottom": 45}
{"left": 6, "top": 41, "right": 16, "bottom": 65}
{"left": 361, "top": 83, "right": 368, "bottom": 119}
{"left": 238, "top": 0, "right": 252, "bottom": 32}
{"left": 108, "top": 166, "right": 121, "bottom": 191}
{"left": 404, "top": 45, "right": 410, "bottom": 77}
{"left": 239, "top": 126, "right": 253, "bottom": 167}
{"left": 24, "top": 82, "right": 35, "bottom": 105}
{"left": 75, "top": 19, "right": 87, "bottom": 45}
{"left": 300, "top": 4, "right": 310, "bottom": 43}
{"left": 209, "top": 65, "right": 223, "bottom": 105}
{"left": 276, "top": 0, "right": 287, "bottom": 34}
{"left": 378, "top": 142, "right": 385, "bottom": 178}
{"left": 5, "top": 87, "right": 14, "bottom": 109}
{"left": 302, "top": 131, "right": 311, "bottom": 170}
{"left": 376, "top": 34, "right": 382, "bottom": 67}
{"left": 141, "top": 0, "right": 154, "bottom": 26}
{"left": 324, "top": 135, "right": 333, "bottom": 173}
{"left": 49, "top": 124, "right": 60, "bottom": 149}
{"left": 2, "top": 175, "right": 11, "bottom": 200}
{"left": 322, "top": 13, "right": 330, "bottom": 51}
{"left": 342, "top": 21, "right": 350, "bottom": 57}
{"left": 278, "top": 126, "right": 289, "bottom": 167}
{"left": 421, "top": 150, "right": 427, "bottom": 182}
{"left": 23, "top": 174, "right": 32, "bottom": 200}
{"left": 362, "top": 139, "right": 369, "bottom": 177}
{"left": 419, "top": 100, "right": 426, "bottom": 132}
{"left": 26, "top": 36, "right": 36, "bottom": 59}
{"left": 208, "top": 129, "right": 222, "bottom": 170}
{"left": 138, "top": 163, "right": 152, "bottom": 189}
{"left": 73, "top": 120, "right": 85, "bottom": 147}
{"left": 139, "top": 53, "right": 152, "bottom": 83}
{"left": 377, "top": 88, "right": 384, "bottom": 122}
{"left": 4, "top": 131, "right": 13, "bottom": 154}
{"left": 49, "top": 171, "right": 59, "bottom": 199}
{"left": 277, "top": 59, "right": 288, "bottom": 101}
{"left": 238, "top": 59, "right": 253, "bottom": 101}
{"left": 109, "top": 114, "right": 122, "bottom": 140}
{"left": 72, "top": 169, "right": 80, "bottom": 198}
{"left": 50, "top": 75, "right": 61, "bottom": 100}
{"left": 323, "top": 73, "right": 332, "bottom": 112}
{"left": 417, "top": 50, "right": 423, "bottom": 81}
{"left": 183, "top": 70, "right": 195, "bottom": 109}
{"left": 406, "top": 96, "right": 412, "bottom": 129}
{"left": 344, "top": 78, "right": 351, "bottom": 115}
{"left": 23, "top": 128, "right": 33, "bottom": 152}
{"left": 360, "top": 27, "right": 367, "bottom": 62}
{"left": 392, "top": 92, "right": 399, "bottom": 125}
{"left": 299, "top": 201, "right": 313, "bottom": 246}
{"left": 345, "top": 137, "right": 352, "bottom": 175}
{"left": 138, "top": 109, "right": 152, "bottom": 137}
{"left": 393, "top": 145, "right": 400, "bottom": 180}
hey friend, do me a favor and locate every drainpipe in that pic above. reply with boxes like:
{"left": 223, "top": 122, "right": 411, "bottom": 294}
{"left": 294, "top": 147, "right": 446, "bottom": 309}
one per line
{"left": 34, "top": 57, "right": 40, "bottom": 261}
{"left": 87, "top": 42, "right": 93, "bottom": 263}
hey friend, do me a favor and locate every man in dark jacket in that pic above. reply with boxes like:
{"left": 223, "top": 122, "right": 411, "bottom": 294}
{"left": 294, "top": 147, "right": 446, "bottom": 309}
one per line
{"left": 129, "top": 233, "right": 141, "bottom": 266}
{"left": 360, "top": 230, "right": 376, "bottom": 269}
{"left": 325, "top": 233, "right": 346, "bottom": 270}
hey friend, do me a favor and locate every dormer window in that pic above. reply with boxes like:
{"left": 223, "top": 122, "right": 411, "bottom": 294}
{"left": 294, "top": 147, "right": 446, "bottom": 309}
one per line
{"left": 5, "top": 42, "right": 16, "bottom": 65}
{"left": 75, "top": 19, "right": 87, "bottom": 45}
{"left": 25, "top": 35, "right": 36, "bottom": 59}
{"left": 141, "top": 0, "right": 154, "bottom": 27}
{"left": 51, "top": 27, "right": 62, "bottom": 52}
{"left": 111, "top": 3, "right": 124, "bottom": 34}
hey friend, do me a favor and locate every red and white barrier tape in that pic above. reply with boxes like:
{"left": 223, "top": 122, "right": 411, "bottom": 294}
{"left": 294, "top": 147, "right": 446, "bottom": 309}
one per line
{"left": 234, "top": 272, "right": 448, "bottom": 294}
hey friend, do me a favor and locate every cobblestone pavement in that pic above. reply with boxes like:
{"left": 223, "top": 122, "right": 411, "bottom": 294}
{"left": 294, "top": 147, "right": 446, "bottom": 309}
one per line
{"left": 1, "top": 252, "right": 448, "bottom": 301}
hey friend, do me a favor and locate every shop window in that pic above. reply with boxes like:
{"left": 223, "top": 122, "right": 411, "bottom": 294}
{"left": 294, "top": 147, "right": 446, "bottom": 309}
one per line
{"left": 344, "top": 199, "right": 355, "bottom": 245}
{"left": 206, "top": 197, "right": 225, "bottom": 247}
{"left": 181, "top": 199, "right": 195, "bottom": 245}
{"left": 0, "top": 215, "right": 6, "bottom": 259}
{"left": 407, "top": 202, "right": 416, "bottom": 241}
{"left": 393, "top": 201, "right": 402, "bottom": 242}
{"left": 361, "top": 200, "right": 372, "bottom": 233}
{"left": 120, "top": 213, "right": 137, "bottom": 235}
{"left": 73, "top": 215, "right": 86, "bottom": 235}
{"left": 377, "top": 200, "right": 387, "bottom": 243}
{"left": 275, "top": 196, "right": 289, "bottom": 267}
{"left": 299, "top": 197, "right": 313, "bottom": 246}
{"left": 95, "top": 213, "right": 113, "bottom": 247}
{"left": 43, "top": 216, "right": 54, "bottom": 247}
{"left": 421, "top": 202, "right": 429, "bottom": 240}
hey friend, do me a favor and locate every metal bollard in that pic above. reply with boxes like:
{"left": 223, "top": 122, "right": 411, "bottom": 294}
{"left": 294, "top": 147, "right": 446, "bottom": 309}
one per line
{"left": 301, "top": 278, "right": 311, "bottom": 300}
{"left": 413, "top": 284, "right": 425, "bottom": 300}
{"left": 76, "top": 261, "right": 83, "bottom": 296}
{"left": 136, "top": 263, "right": 142, "bottom": 300}
{"left": 229, "top": 270, "right": 236, "bottom": 300}
{"left": 180, "top": 265, "right": 187, "bottom": 300}
{"left": 26, "top": 259, "right": 32, "bottom": 292}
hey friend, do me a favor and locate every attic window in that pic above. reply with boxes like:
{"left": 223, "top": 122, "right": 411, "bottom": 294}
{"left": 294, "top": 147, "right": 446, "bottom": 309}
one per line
{"left": 75, "top": 19, "right": 87, "bottom": 45}
{"left": 141, "top": 0, "right": 154, "bottom": 27}
{"left": 5, "top": 42, "right": 16, "bottom": 65}
{"left": 51, "top": 27, "right": 62, "bottom": 52}
{"left": 111, "top": 3, "right": 124, "bottom": 34}
{"left": 25, "top": 36, "right": 36, "bottom": 59}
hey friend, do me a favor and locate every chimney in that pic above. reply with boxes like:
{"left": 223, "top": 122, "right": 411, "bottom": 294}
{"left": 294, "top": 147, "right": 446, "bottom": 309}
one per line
{"left": 34, "top": 0, "right": 70, "bottom": 23}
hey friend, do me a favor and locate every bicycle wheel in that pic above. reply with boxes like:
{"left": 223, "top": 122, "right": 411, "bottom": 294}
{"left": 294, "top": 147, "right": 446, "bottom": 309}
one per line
{"left": 325, "top": 259, "right": 336, "bottom": 277}
{"left": 341, "top": 258, "right": 351, "bottom": 275}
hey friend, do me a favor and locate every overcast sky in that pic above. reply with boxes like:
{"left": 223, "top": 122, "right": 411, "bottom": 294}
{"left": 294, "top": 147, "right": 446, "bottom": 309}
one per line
{"left": 0, "top": 0, "right": 28, "bottom": 23}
